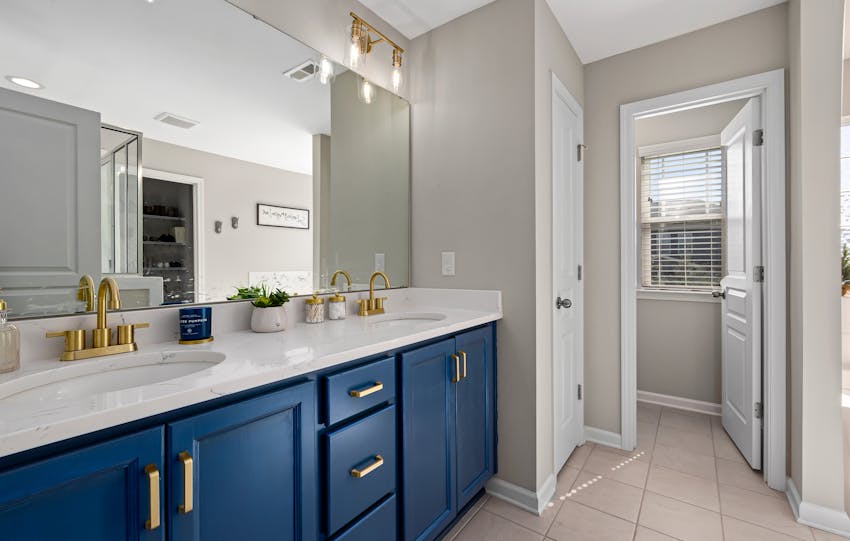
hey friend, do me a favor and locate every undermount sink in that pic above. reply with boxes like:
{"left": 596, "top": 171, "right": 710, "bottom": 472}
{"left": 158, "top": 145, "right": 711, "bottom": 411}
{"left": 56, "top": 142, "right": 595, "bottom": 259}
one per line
{"left": 367, "top": 312, "right": 447, "bottom": 328}
{"left": 0, "top": 351, "right": 226, "bottom": 405}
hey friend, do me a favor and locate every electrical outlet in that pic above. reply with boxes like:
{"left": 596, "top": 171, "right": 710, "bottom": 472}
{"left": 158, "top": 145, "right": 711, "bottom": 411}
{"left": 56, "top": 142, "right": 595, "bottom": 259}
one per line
{"left": 441, "top": 251, "right": 455, "bottom": 276}
{"left": 375, "top": 253, "right": 385, "bottom": 272}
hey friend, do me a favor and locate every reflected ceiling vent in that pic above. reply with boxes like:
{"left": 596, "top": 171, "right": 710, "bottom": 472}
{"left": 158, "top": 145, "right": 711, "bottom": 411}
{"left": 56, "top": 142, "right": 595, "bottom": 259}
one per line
{"left": 154, "top": 112, "right": 199, "bottom": 129}
{"left": 283, "top": 60, "right": 319, "bottom": 82}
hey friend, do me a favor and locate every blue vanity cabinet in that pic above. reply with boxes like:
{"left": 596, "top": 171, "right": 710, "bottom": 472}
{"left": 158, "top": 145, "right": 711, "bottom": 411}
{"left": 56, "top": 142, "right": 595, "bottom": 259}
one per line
{"left": 166, "top": 381, "right": 316, "bottom": 541}
{"left": 0, "top": 426, "right": 165, "bottom": 541}
{"left": 400, "top": 327, "right": 495, "bottom": 541}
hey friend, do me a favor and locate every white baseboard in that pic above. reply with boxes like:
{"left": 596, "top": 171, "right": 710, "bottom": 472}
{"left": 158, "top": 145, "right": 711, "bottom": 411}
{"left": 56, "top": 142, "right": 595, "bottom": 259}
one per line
{"left": 637, "top": 390, "right": 721, "bottom": 416}
{"left": 584, "top": 426, "right": 623, "bottom": 449}
{"left": 786, "top": 477, "right": 850, "bottom": 538}
{"left": 486, "top": 473, "right": 556, "bottom": 516}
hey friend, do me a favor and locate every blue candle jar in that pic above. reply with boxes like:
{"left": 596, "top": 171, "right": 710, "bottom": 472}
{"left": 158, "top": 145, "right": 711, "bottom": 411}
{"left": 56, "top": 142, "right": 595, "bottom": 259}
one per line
{"left": 179, "top": 306, "right": 214, "bottom": 345}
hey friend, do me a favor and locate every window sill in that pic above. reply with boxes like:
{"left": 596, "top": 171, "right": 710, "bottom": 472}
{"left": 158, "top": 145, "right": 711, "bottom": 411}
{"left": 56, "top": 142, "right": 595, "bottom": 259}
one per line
{"left": 635, "top": 289, "right": 719, "bottom": 303}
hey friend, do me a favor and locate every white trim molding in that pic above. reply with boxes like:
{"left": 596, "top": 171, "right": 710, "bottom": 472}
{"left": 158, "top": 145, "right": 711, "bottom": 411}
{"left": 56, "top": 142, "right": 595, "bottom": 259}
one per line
{"left": 584, "top": 426, "right": 622, "bottom": 448}
{"left": 620, "top": 69, "right": 787, "bottom": 490}
{"left": 786, "top": 477, "right": 850, "bottom": 538}
{"left": 637, "top": 134, "right": 721, "bottom": 158}
{"left": 486, "top": 474, "right": 556, "bottom": 516}
{"left": 637, "top": 391, "right": 721, "bottom": 416}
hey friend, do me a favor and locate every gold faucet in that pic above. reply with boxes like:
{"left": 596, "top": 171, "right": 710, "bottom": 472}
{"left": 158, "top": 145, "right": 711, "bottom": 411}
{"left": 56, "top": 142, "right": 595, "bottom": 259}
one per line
{"left": 330, "top": 269, "right": 352, "bottom": 291}
{"left": 77, "top": 274, "right": 95, "bottom": 312}
{"left": 357, "top": 272, "right": 390, "bottom": 316}
{"left": 47, "top": 277, "right": 149, "bottom": 361}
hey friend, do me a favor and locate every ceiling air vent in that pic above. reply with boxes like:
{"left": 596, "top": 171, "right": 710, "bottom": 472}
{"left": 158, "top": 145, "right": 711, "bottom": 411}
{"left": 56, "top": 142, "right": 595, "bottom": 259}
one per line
{"left": 154, "top": 112, "right": 199, "bottom": 129}
{"left": 283, "top": 60, "right": 319, "bottom": 82}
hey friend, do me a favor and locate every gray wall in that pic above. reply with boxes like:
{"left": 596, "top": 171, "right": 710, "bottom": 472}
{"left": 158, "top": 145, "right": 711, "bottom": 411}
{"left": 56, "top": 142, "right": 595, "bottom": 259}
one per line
{"left": 583, "top": 4, "right": 789, "bottom": 433}
{"left": 634, "top": 100, "right": 744, "bottom": 405}
{"left": 144, "top": 138, "right": 313, "bottom": 300}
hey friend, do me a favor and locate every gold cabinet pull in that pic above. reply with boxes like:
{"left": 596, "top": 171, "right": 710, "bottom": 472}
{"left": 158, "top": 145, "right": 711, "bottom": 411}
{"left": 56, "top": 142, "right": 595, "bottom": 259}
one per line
{"left": 349, "top": 381, "right": 383, "bottom": 398}
{"left": 458, "top": 350, "right": 467, "bottom": 379}
{"left": 350, "top": 455, "right": 384, "bottom": 478}
{"left": 451, "top": 354, "right": 461, "bottom": 383}
{"left": 144, "top": 464, "right": 161, "bottom": 530}
{"left": 178, "top": 451, "right": 194, "bottom": 514}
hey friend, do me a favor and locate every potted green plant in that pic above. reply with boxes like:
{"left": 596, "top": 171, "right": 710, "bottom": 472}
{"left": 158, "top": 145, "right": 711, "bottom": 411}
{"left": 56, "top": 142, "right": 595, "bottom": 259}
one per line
{"left": 229, "top": 285, "right": 292, "bottom": 333}
{"left": 843, "top": 245, "right": 850, "bottom": 297}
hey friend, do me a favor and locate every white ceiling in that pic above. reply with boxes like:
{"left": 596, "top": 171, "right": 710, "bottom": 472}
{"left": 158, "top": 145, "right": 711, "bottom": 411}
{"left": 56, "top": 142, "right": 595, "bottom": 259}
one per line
{"left": 361, "top": 0, "right": 787, "bottom": 64}
{"left": 0, "top": 0, "right": 330, "bottom": 174}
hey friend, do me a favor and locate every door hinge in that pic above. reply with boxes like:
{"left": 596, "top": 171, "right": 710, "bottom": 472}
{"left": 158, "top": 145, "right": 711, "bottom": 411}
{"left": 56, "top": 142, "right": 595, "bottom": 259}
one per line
{"left": 754, "top": 401, "right": 763, "bottom": 419}
{"left": 578, "top": 265, "right": 582, "bottom": 281}
{"left": 754, "top": 266, "right": 765, "bottom": 282}
{"left": 578, "top": 384, "right": 583, "bottom": 400}
{"left": 577, "top": 144, "right": 586, "bottom": 162}
{"left": 753, "top": 129, "right": 764, "bottom": 147}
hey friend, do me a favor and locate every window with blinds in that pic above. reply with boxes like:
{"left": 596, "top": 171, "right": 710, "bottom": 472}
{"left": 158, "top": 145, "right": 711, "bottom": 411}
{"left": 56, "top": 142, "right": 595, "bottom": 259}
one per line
{"left": 640, "top": 146, "right": 724, "bottom": 290}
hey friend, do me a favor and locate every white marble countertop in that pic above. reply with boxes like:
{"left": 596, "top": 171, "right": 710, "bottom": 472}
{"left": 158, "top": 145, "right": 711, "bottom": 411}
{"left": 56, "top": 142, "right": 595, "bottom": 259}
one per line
{"left": 0, "top": 288, "right": 501, "bottom": 459}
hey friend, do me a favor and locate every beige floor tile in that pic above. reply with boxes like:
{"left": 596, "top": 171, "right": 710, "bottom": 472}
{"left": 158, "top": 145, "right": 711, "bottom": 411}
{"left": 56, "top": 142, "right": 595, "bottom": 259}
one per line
{"left": 484, "top": 496, "right": 560, "bottom": 535}
{"left": 656, "top": 424, "right": 715, "bottom": 457}
{"left": 724, "top": 516, "right": 811, "bottom": 541}
{"left": 660, "top": 408, "right": 713, "bottom": 436}
{"left": 553, "top": 466, "right": 582, "bottom": 500}
{"left": 711, "top": 428, "right": 746, "bottom": 464}
{"left": 566, "top": 471, "right": 644, "bottom": 522}
{"left": 566, "top": 442, "right": 594, "bottom": 469}
{"left": 716, "top": 457, "right": 785, "bottom": 498}
{"left": 454, "top": 509, "right": 543, "bottom": 541}
{"left": 646, "top": 465, "right": 720, "bottom": 512}
{"left": 652, "top": 443, "right": 717, "bottom": 481}
{"left": 638, "top": 402, "right": 662, "bottom": 424}
{"left": 547, "top": 501, "right": 635, "bottom": 541}
{"left": 638, "top": 492, "right": 723, "bottom": 541}
{"left": 719, "top": 484, "right": 814, "bottom": 540}
{"left": 812, "top": 528, "right": 850, "bottom": 540}
{"left": 444, "top": 495, "right": 489, "bottom": 540}
{"left": 634, "top": 526, "right": 680, "bottom": 541}
{"left": 582, "top": 447, "right": 650, "bottom": 488}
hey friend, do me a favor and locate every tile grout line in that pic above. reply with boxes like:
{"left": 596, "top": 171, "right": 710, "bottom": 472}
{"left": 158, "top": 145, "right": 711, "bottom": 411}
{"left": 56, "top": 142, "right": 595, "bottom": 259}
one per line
{"left": 710, "top": 413, "right": 728, "bottom": 541}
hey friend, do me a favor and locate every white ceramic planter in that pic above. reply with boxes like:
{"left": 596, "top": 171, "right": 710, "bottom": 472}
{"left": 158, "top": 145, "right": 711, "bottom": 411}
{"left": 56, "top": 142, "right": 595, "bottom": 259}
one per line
{"left": 250, "top": 306, "right": 287, "bottom": 333}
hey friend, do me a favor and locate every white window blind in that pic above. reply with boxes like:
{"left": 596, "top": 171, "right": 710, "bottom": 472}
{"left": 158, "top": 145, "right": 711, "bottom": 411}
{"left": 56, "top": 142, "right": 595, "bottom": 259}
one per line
{"left": 640, "top": 146, "right": 724, "bottom": 290}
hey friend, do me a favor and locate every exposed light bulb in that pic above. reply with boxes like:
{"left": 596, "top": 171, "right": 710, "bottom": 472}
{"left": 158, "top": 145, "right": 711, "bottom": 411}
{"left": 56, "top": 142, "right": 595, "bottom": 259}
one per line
{"left": 318, "top": 57, "right": 334, "bottom": 85}
{"left": 348, "top": 42, "right": 361, "bottom": 68}
{"left": 358, "top": 78, "right": 374, "bottom": 105}
{"left": 391, "top": 67, "right": 403, "bottom": 94}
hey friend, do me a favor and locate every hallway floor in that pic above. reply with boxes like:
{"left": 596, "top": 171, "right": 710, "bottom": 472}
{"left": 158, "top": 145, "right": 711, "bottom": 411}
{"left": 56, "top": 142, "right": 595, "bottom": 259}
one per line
{"left": 443, "top": 403, "right": 844, "bottom": 541}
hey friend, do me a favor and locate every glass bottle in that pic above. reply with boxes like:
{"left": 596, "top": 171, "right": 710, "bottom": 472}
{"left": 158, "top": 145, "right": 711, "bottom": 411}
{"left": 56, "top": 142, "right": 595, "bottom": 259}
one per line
{"left": 0, "top": 299, "right": 20, "bottom": 373}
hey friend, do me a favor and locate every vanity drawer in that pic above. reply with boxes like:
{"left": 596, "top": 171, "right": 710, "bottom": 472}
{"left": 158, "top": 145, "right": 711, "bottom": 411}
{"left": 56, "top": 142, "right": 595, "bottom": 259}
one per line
{"left": 326, "top": 405, "right": 396, "bottom": 535}
{"left": 333, "top": 495, "right": 396, "bottom": 541}
{"left": 324, "top": 356, "right": 395, "bottom": 425}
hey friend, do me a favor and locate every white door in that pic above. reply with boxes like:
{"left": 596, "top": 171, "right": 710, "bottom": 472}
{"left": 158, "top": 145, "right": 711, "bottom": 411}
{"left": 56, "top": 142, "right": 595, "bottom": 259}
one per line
{"left": 552, "top": 76, "right": 584, "bottom": 471}
{"left": 720, "top": 97, "right": 763, "bottom": 469}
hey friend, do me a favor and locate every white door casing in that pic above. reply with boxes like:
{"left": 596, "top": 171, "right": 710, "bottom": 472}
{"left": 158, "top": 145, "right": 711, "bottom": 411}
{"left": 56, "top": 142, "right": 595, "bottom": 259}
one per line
{"left": 552, "top": 75, "right": 584, "bottom": 471}
{"left": 720, "top": 97, "right": 763, "bottom": 469}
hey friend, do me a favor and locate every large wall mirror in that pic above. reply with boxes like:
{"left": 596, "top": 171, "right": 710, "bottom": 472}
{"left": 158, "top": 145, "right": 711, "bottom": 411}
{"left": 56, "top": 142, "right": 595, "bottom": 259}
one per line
{"left": 0, "top": 0, "right": 410, "bottom": 318}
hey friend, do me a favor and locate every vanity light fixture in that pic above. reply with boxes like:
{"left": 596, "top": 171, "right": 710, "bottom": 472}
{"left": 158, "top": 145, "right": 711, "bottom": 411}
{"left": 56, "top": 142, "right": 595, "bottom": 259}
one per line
{"left": 347, "top": 12, "right": 404, "bottom": 93}
{"left": 5, "top": 75, "right": 43, "bottom": 89}
{"left": 358, "top": 77, "right": 375, "bottom": 105}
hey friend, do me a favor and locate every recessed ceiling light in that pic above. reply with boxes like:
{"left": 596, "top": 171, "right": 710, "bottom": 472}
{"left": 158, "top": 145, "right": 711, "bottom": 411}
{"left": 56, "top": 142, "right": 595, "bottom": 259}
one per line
{"left": 5, "top": 76, "right": 43, "bottom": 89}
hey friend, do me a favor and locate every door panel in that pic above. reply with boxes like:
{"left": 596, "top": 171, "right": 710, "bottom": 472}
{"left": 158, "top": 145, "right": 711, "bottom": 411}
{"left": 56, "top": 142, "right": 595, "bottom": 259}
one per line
{"left": 455, "top": 327, "right": 494, "bottom": 510}
{"left": 167, "top": 382, "right": 316, "bottom": 541}
{"left": 0, "top": 427, "right": 164, "bottom": 541}
{"left": 720, "top": 97, "right": 763, "bottom": 469}
{"left": 400, "top": 338, "right": 456, "bottom": 541}
{"left": 552, "top": 79, "right": 583, "bottom": 468}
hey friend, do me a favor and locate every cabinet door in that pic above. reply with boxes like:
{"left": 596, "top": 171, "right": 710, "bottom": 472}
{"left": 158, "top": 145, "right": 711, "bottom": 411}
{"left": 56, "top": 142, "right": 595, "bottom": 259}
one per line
{"left": 0, "top": 427, "right": 164, "bottom": 541}
{"left": 455, "top": 327, "right": 495, "bottom": 510}
{"left": 168, "top": 382, "right": 316, "bottom": 541}
{"left": 400, "top": 338, "right": 456, "bottom": 541}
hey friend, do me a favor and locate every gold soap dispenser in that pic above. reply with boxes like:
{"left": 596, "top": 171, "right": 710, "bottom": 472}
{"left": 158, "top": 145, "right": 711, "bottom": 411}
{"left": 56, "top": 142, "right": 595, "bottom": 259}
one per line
{"left": 0, "top": 297, "right": 20, "bottom": 373}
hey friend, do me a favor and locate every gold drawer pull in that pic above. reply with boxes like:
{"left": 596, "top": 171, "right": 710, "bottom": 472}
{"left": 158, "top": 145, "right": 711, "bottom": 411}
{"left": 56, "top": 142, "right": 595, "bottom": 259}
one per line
{"left": 451, "top": 354, "right": 461, "bottom": 383}
{"left": 178, "top": 451, "right": 194, "bottom": 514}
{"left": 349, "top": 381, "right": 383, "bottom": 398}
{"left": 350, "top": 455, "right": 384, "bottom": 478}
{"left": 458, "top": 350, "right": 467, "bottom": 379}
{"left": 144, "top": 464, "right": 160, "bottom": 530}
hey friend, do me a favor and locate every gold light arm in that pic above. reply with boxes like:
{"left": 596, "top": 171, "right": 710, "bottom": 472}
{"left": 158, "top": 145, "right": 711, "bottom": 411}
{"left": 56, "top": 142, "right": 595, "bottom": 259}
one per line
{"left": 350, "top": 12, "right": 404, "bottom": 53}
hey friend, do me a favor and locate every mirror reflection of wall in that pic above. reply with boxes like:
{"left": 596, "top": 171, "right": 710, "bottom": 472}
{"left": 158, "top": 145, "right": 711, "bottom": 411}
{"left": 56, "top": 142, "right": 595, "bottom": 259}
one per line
{"left": 0, "top": 0, "right": 410, "bottom": 319}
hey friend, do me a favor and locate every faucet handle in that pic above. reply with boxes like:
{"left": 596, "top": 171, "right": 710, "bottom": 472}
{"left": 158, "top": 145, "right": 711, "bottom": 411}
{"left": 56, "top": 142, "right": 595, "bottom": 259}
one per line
{"left": 117, "top": 322, "right": 150, "bottom": 346}
{"left": 46, "top": 329, "right": 87, "bottom": 354}
{"left": 374, "top": 297, "right": 388, "bottom": 311}
{"left": 356, "top": 298, "right": 371, "bottom": 316}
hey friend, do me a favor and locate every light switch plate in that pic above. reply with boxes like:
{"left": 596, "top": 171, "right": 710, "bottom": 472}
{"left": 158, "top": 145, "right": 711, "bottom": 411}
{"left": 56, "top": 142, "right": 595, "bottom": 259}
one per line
{"left": 441, "top": 251, "right": 455, "bottom": 276}
{"left": 375, "top": 253, "right": 385, "bottom": 272}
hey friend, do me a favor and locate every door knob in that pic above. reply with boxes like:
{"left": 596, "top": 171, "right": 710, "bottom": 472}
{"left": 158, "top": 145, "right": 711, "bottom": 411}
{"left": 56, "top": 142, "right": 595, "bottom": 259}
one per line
{"left": 712, "top": 290, "right": 726, "bottom": 299}
{"left": 556, "top": 297, "right": 572, "bottom": 309}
